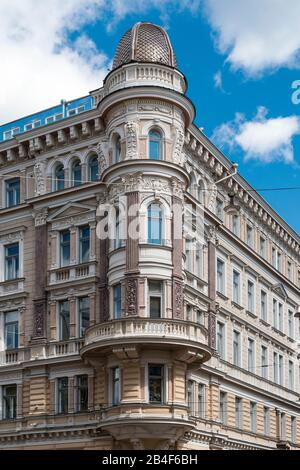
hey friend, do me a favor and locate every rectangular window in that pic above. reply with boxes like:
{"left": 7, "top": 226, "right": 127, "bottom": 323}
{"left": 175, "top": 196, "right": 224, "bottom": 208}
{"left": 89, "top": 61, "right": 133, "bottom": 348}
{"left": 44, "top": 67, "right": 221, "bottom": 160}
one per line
{"left": 247, "top": 338, "right": 254, "bottom": 372}
{"left": 60, "top": 230, "right": 70, "bottom": 266}
{"left": 261, "top": 346, "right": 268, "bottom": 379}
{"left": 291, "top": 417, "right": 297, "bottom": 443}
{"left": 216, "top": 199, "right": 224, "bottom": 221}
{"left": 235, "top": 397, "right": 242, "bottom": 429}
{"left": 219, "top": 391, "right": 227, "bottom": 424}
{"left": 195, "top": 244, "right": 202, "bottom": 278}
{"left": 59, "top": 300, "right": 70, "bottom": 341}
{"left": 273, "top": 299, "right": 278, "bottom": 329}
{"left": 4, "top": 311, "right": 19, "bottom": 350}
{"left": 232, "top": 214, "right": 239, "bottom": 236}
{"left": 5, "top": 243, "right": 19, "bottom": 280}
{"left": 279, "top": 355, "right": 283, "bottom": 386}
{"left": 233, "top": 330, "right": 241, "bottom": 367}
{"left": 186, "top": 304, "right": 193, "bottom": 322}
{"left": 113, "top": 284, "right": 122, "bottom": 319}
{"left": 57, "top": 377, "right": 68, "bottom": 414}
{"left": 75, "top": 375, "right": 88, "bottom": 412}
{"left": 232, "top": 270, "right": 240, "bottom": 304}
{"left": 288, "top": 310, "right": 294, "bottom": 338}
{"left": 250, "top": 402, "right": 256, "bottom": 433}
{"left": 287, "top": 261, "right": 292, "bottom": 280}
{"left": 3, "top": 127, "right": 20, "bottom": 140}
{"left": 2, "top": 385, "right": 17, "bottom": 419}
{"left": 187, "top": 380, "right": 193, "bottom": 414}
{"left": 259, "top": 237, "right": 266, "bottom": 258}
{"left": 217, "top": 258, "right": 225, "bottom": 294}
{"left": 148, "top": 364, "right": 164, "bottom": 403}
{"left": 6, "top": 178, "right": 20, "bottom": 207}
{"left": 272, "top": 247, "right": 276, "bottom": 267}
{"left": 78, "top": 297, "right": 90, "bottom": 337}
{"left": 273, "top": 352, "right": 278, "bottom": 384}
{"left": 277, "top": 252, "right": 282, "bottom": 271}
{"left": 217, "top": 321, "right": 225, "bottom": 359}
{"left": 288, "top": 360, "right": 294, "bottom": 390}
{"left": 263, "top": 407, "right": 269, "bottom": 436}
{"left": 278, "top": 303, "right": 283, "bottom": 332}
{"left": 112, "top": 367, "right": 120, "bottom": 405}
{"left": 185, "top": 239, "right": 192, "bottom": 271}
{"left": 198, "top": 384, "right": 205, "bottom": 418}
{"left": 79, "top": 225, "right": 90, "bottom": 263}
{"left": 45, "top": 116, "right": 55, "bottom": 124}
{"left": 148, "top": 281, "right": 163, "bottom": 319}
{"left": 24, "top": 122, "right": 34, "bottom": 130}
{"left": 247, "top": 280, "right": 254, "bottom": 313}
{"left": 246, "top": 224, "right": 253, "bottom": 247}
{"left": 280, "top": 413, "right": 286, "bottom": 440}
{"left": 260, "top": 290, "right": 267, "bottom": 321}
{"left": 196, "top": 309, "right": 204, "bottom": 325}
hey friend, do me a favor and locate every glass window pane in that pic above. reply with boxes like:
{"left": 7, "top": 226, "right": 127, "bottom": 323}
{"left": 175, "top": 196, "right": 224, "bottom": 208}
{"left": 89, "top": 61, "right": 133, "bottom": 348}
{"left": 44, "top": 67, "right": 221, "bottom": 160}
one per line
{"left": 148, "top": 204, "right": 162, "bottom": 244}
{"left": 89, "top": 156, "right": 98, "bottom": 181}
{"left": 72, "top": 160, "right": 81, "bottom": 186}
{"left": 149, "top": 130, "right": 162, "bottom": 160}
{"left": 149, "top": 365, "right": 163, "bottom": 403}
{"left": 59, "top": 301, "right": 70, "bottom": 341}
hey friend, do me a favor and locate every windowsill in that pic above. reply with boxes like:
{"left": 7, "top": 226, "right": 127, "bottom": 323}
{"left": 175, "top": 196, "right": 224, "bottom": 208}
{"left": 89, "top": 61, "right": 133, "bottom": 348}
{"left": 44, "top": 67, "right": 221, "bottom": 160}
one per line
{"left": 0, "top": 203, "right": 27, "bottom": 214}
{"left": 231, "top": 301, "right": 244, "bottom": 311}
{"left": 216, "top": 291, "right": 229, "bottom": 301}
{"left": 246, "top": 310, "right": 257, "bottom": 319}
{"left": 0, "top": 277, "right": 25, "bottom": 285}
{"left": 272, "top": 327, "right": 286, "bottom": 338}
{"left": 140, "top": 242, "right": 172, "bottom": 249}
{"left": 259, "top": 318, "right": 270, "bottom": 327}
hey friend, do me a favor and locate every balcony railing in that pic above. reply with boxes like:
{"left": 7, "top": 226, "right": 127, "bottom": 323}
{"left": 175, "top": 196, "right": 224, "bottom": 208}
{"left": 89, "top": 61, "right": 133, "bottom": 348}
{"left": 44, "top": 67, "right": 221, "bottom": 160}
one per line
{"left": 83, "top": 318, "right": 209, "bottom": 355}
{"left": 49, "top": 262, "right": 96, "bottom": 285}
{"left": 0, "top": 348, "right": 25, "bottom": 366}
{"left": 48, "top": 339, "right": 85, "bottom": 357}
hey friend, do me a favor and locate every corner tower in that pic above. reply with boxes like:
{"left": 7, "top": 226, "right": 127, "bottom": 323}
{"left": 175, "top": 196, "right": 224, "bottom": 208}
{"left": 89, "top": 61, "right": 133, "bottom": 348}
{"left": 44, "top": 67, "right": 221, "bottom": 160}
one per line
{"left": 81, "top": 22, "right": 212, "bottom": 450}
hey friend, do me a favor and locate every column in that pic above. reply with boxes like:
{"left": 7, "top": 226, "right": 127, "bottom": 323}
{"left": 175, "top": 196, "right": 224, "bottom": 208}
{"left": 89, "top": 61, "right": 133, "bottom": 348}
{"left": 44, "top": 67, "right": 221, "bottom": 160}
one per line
{"left": 49, "top": 301, "right": 57, "bottom": 341}
{"left": 68, "top": 377, "right": 75, "bottom": 413}
{"left": 69, "top": 297, "right": 76, "bottom": 338}
{"left": 90, "top": 222, "right": 97, "bottom": 260}
{"left": 88, "top": 375, "right": 94, "bottom": 410}
{"left": 32, "top": 210, "right": 48, "bottom": 340}
{"left": 207, "top": 225, "right": 218, "bottom": 350}
{"left": 70, "top": 226, "right": 77, "bottom": 265}
{"left": 124, "top": 191, "right": 140, "bottom": 316}
{"left": 172, "top": 190, "right": 184, "bottom": 319}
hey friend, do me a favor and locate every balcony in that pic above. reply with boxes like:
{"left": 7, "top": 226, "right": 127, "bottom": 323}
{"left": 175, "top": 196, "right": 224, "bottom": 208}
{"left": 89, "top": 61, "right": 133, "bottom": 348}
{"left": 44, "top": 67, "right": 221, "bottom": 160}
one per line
{"left": 98, "top": 403, "right": 196, "bottom": 443}
{"left": 49, "top": 262, "right": 96, "bottom": 285}
{"left": 82, "top": 318, "right": 212, "bottom": 364}
{"left": 0, "top": 348, "right": 25, "bottom": 366}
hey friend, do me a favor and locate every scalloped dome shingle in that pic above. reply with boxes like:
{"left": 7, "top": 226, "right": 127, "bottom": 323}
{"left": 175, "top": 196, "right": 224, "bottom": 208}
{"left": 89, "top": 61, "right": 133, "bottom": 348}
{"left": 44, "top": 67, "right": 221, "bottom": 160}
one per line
{"left": 112, "top": 22, "right": 177, "bottom": 70}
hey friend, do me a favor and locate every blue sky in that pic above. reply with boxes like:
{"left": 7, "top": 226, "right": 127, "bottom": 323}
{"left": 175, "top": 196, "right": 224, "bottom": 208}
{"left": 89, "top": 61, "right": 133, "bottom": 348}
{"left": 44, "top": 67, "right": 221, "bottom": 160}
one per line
{"left": 1, "top": 1, "right": 300, "bottom": 233}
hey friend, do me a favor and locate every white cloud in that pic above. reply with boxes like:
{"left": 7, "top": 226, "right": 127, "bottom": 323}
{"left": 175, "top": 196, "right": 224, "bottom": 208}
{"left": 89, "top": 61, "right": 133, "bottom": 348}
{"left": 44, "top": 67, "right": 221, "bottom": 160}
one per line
{"left": 211, "top": 107, "right": 300, "bottom": 164}
{"left": 204, "top": 0, "right": 300, "bottom": 75}
{"left": 0, "top": 0, "right": 199, "bottom": 124}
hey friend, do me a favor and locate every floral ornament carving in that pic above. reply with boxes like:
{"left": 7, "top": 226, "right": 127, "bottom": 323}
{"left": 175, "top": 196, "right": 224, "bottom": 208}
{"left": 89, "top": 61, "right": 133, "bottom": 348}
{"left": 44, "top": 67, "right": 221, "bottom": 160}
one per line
{"left": 96, "top": 141, "right": 108, "bottom": 177}
{"left": 125, "top": 121, "right": 138, "bottom": 159}
{"left": 207, "top": 182, "right": 217, "bottom": 212}
{"left": 208, "top": 311, "right": 216, "bottom": 349}
{"left": 34, "top": 162, "right": 46, "bottom": 196}
{"left": 34, "top": 208, "right": 48, "bottom": 227}
{"left": 173, "top": 126, "right": 186, "bottom": 166}
{"left": 125, "top": 278, "right": 138, "bottom": 316}
{"left": 173, "top": 281, "right": 184, "bottom": 319}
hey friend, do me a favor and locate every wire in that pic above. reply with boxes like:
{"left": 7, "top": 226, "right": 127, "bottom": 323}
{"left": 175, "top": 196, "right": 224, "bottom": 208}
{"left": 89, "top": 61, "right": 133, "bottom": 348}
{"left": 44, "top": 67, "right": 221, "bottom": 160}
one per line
{"left": 1, "top": 170, "right": 300, "bottom": 193}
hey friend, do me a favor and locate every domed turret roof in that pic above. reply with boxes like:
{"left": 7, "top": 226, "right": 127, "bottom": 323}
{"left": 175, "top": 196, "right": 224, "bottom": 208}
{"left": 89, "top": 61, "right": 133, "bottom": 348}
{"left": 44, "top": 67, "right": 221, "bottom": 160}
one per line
{"left": 112, "top": 22, "right": 177, "bottom": 70}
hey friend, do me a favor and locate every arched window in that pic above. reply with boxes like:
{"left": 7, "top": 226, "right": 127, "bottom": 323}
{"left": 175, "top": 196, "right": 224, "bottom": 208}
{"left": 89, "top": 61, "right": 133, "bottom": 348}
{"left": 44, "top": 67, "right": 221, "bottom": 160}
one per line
{"left": 72, "top": 159, "right": 81, "bottom": 186}
{"left": 149, "top": 129, "right": 162, "bottom": 160}
{"left": 148, "top": 203, "right": 162, "bottom": 244}
{"left": 89, "top": 155, "right": 98, "bottom": 181}
{"left": 54, "top": 164, "right": 64, "bottom": 191}
{"left": 115, "top": 135, "right": 121, "bottom": 163}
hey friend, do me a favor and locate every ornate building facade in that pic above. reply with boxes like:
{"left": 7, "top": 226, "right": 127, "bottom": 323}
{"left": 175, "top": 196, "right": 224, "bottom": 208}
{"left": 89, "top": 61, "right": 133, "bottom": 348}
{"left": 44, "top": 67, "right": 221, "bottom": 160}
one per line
{"left": 0, "top": 22, "right": 299, "bottom": 450}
